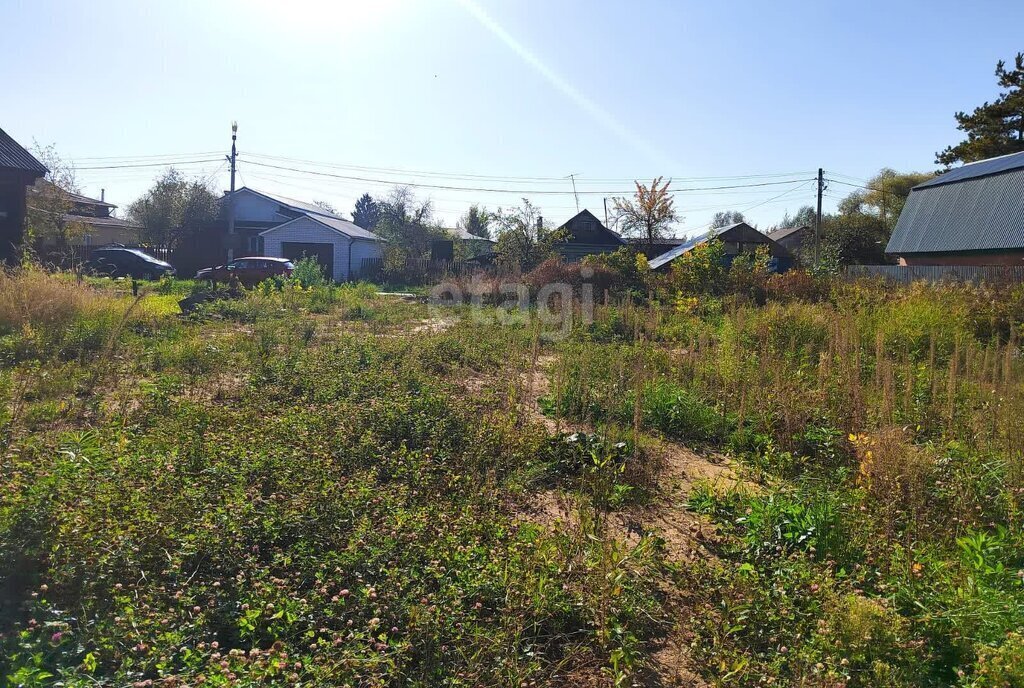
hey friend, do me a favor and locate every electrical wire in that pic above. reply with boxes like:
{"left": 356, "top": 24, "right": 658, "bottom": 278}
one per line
{"left": 239, "top": 158, "right": 812, "bottom": 195}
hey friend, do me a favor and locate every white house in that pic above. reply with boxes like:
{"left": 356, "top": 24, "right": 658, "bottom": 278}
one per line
{"left": 223, "top": 187, "right": 384, "bottom": 282}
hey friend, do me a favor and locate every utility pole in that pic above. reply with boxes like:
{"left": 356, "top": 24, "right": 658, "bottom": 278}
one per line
{"left": 567, "top": 174, "right": 580, "bottom": 213}
{"left": 226, "top": 121, "right": 238, "bottom": 261}
{"left": 814, "top": 167, "right": 824, "bottom": 267}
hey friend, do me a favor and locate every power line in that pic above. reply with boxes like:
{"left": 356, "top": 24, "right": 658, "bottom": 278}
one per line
{"left": 73, "top": 158, "right": 224, "bottom": 170}
{"left": 825, "top": 178, "right": 910, "bottom": 197}
{"left": 69, "top": 151, "right": 223, "bottom": 163}
{"left": 239, "top": 158, "right": 812, "bottom": 195}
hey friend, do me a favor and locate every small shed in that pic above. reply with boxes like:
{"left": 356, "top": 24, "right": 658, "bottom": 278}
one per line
{"left": 648, "top": 222, "right": 791, "bottom": 272}
{"left": 259, "top": 213, "right": 383, "bottom": 282}
{"left": 0, "top": 128, "right": 47, "bottom": 262}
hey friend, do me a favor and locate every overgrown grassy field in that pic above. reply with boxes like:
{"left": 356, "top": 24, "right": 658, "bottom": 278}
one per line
{"left": 1, "top": 268, "right": 1022, "bottom": 686}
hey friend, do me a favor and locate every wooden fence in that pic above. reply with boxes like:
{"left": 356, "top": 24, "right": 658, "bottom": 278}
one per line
{"left": 843, "top": 265, "right": 1024, "bottom": 285}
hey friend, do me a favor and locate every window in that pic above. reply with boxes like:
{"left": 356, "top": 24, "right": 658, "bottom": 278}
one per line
{"left": 249, "top": 237, "right": 261, "bottom": 253}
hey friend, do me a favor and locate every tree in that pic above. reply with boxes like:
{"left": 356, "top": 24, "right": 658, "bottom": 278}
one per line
{"left": 856, "top": 168, "right": 934, "bottom": 229}
{"left": 372, "top": 187, "right": 441, "bottom": 260}
{"left": 24, "top": 143, "right": 85, "bottom": 255}
{"left": 313, "top": 200, "right": 338, "bottom": 215}
{"left": 493, "top": 199, "right": 563, "bottom": 271}
{"left": 936, "top": 52, "right": 1024, "bottom": 166}
{"left": 127, "top": 169, "right": 219, "bottom": 250}
{"left": 819, "top": 212, "right": 891, "bottom": 266}
{"left": 457, "top": 204, "right": 492, "bottom": 239}
{"left": 773, "top": 206, "right": 816, "bottom": 230}
{"left": 612, "top": 177, "right": 679, "bottom": 246}
{"left": 710, "top": 210, "right": 745, "bottom": 229}
{"left": 351, "top": 193, "right": 380, "bottom": 229}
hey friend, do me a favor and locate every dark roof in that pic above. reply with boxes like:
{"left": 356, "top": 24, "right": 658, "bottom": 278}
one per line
{"left": 625, "top": 237, "right": 687, "bottom": 246}
{"left": 766, "top": 225, "right": 811, "bottom": 241}
{"left": 556, "top": 209, "right": 626, "bottom": 245}
{"left": 886, "top": 154, "right": 1024, "bottom": 255}
{"left": 0, "top": 128, "right": 47, "bottom": 176}
{"left": 915, "top": 151, "right": 1024, "bottom": 190}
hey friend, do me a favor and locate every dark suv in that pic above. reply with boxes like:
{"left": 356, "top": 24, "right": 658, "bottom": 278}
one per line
{"left": 196, "top": 257, "right": 295, "bottom": 287}
{"left": 85, "top": 246, "right": 176, "bottom": 280}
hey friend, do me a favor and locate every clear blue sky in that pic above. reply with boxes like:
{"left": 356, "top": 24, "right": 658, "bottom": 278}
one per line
{"left": 3, "top": 0, "right": 1022, "bottom": 235}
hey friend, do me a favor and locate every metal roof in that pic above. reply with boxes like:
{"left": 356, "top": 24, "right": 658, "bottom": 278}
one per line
{"left": 0, "top": 127, "right": 47, "bottom": 175}
{"left": 260, "top": 212, "right": 383, "bottom": 242}
{"left": 766, "top": 225, "right": 811, "bottom": 241}
{"left": 248, "top": 188, "right": 348, "bottom": 221}
{"left": 915, "top": 150, "right": 1024, "bottom": 190}
{"left": 648, "top": 222, "right": 745, "bottom": 270}
{"left": 886, "top": 165, "right": 1024, "bottom": 255}
{"left": 444, "top": 227, "right": 495, "bottom": 242}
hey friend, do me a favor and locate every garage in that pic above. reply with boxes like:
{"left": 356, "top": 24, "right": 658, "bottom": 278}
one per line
{"left": 259, "top": 212, "right": 383, "bottom": 282}
{"left": 281, "top": 241, "right": 334, "bottom": 279}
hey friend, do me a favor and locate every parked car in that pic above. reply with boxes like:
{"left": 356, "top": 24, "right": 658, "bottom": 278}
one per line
{"left": 85, "top": 246, "right": 176, "bottom": 280}
{"left": 196, "top": 257, "right": 294, "bottom": 286}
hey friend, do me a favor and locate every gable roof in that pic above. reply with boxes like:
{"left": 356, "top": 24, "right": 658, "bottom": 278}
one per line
{"left": 914, "top": 150, "right": 1024, "bottom": 190}
{"left": 259, "top": 212, "right": 383, "bottom": 241}
{"left": 557, "top": 209, "right": 626, "bottom": 245}
{"left": 886, "top": 152, "right": 1024, "bottom": 255}
{"left": 767, "top": 225, "right": 811, "bottom": 241}
{"left": 648, "top": 222, "right": 747, "bottom": 270}
{"left": 230, "top": 187, "right": 349, "bottom": 221}
{"left": 0, "top": 128, "right": 47, "bottom": 176}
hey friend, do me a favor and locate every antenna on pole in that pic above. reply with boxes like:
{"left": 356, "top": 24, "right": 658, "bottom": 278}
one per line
{"left": 566, "top": 173, "right": 580, "bottom": 213}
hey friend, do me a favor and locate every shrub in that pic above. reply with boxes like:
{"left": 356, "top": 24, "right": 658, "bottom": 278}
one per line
{"left": 637, "top": 381, "right": 730, "bottom": 441}
{"left": 765, "top": 269, "right": 829, "bottom": 303}
{"left": 290, "top": 256, "right": 328, "bottom": 288}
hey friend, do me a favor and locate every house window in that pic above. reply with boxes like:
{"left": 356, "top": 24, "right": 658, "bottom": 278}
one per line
{"left": 579, "top": 220, "right": 595, "bottom": 233}
{"left": 250, "top": 237, "right": 262, "bottom": 254}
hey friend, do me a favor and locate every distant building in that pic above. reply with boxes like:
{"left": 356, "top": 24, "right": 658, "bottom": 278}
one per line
{"left": 648, "top": 222, "right": 791, "bottom": 272}
{"left": 442, "top": 227, "right": 496, "bottom": 257}
{"left": 886, "top": 151, "right": 1024, "bottom": 266}
{"left": 176, "top": 187, "right": 384, "bottom": 281}
{"left": 0, "top": 127, "right": 47, "bottom": 262}
{"left": 765, "top": 225, "right": 812, "bottom": 255}
{"left": 552, "top": 209, "right": 626, "bottom": 261}
{"left": 28, "top": 182, "right": 141, "bottom": 248}
{"left": 625, "top": 236, "right": 688, "bottom": 259}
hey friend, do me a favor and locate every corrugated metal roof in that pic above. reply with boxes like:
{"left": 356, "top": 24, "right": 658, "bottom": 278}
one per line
{"left": 0, "top": 127, "right": 47, "bottom": 175}
{"left": 886, "top": 166, "right": 1024, "bottom": 254}
{"left": 915, "top": 150, "right": 1024, "bottom": 189}
{"left": 648, "top": 223, "right": 743, "bottom": 270}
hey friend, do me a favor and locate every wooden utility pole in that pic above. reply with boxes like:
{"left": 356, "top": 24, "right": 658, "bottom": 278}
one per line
{"left": 567, "top": 173, "right": 580, "bottom": 213}
{"left": 226, "top": 121, "right": 238, "bottom": 261}
{"left": 603, "top": 197, "right": 608, "bottom": 227}
{"left": 814, "top": 167, "right": 824, "bottom": 267}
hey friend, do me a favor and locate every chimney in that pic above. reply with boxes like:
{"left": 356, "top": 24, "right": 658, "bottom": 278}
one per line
{"left": 101, "top": 188, "right": 105, "bottom": 202}
{"left": 536, "top": 215, "right": 543, "bottom": 233}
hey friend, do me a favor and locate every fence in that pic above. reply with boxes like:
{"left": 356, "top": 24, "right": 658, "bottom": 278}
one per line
{"left": 359, "top": 257, "right": 494, "bottom": 284}
{"left": 843, "top": 264, "right": 1024, "bottom": 284}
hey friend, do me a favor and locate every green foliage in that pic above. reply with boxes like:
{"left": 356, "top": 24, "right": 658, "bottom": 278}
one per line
{"left": 937, "top": 52, "right": 1024, "bottom": 166}
{"left": 667, "top": 239, "right": 728, "bottom": 295}
{"left": 289, "top": 255, "right": 327, "bottom": 288}
{"left": 127, "top": 168, "right": 219, "bottom": 250}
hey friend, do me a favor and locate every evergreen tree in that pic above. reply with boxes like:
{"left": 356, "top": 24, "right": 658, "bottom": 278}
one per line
{"left": 936, "top": 52, "right": 1024, "bottom": 166}
{"left": 351, "top": 193, "right": 380, "bottom": 229}
{"left": 457, "top": 204, "right": 492, "bottom": 239}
